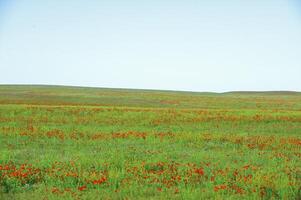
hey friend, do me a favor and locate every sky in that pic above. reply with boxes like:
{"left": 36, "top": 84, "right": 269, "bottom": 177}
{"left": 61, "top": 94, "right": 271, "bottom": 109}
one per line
{"left": 0, "top": 0, "right": 301, "bottom": 92}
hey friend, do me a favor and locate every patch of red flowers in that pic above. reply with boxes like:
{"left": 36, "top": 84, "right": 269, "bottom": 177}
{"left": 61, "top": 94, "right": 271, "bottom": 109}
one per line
{"left": 194, "top": 167, "right": 204, "bottom": 176}
{"left": 243, "top": 165, "right": 250, "bottom": 170}
{"left": 78, "top": 185, "right": 87, "bottom": 191}
{"left": 92, "top": 176, "right": 107, "bottom": 185}
{"left": 214, "top": 184, "right": 227, "bottom": 192}
{"left": 51, "top": 187, "right": 60, "bottom": 194}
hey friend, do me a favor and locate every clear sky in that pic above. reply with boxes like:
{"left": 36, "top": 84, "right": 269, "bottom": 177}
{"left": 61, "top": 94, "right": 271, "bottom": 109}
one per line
{"left": 0, "top": 0, "right": 300, "bottom": 92}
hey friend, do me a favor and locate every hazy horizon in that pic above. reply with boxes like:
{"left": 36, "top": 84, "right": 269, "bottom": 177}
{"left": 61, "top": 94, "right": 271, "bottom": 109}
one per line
{"left": 1, "top": 0, "right": 301, "bottom": 92}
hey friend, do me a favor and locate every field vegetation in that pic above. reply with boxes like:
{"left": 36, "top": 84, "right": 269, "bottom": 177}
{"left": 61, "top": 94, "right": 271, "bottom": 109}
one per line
{"left": 0, "top": 85, "right": 300, "bottom": 199}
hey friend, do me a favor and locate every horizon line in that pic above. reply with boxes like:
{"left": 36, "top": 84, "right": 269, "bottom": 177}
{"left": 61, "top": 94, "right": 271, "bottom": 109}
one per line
{"left": 0, "top": 84, "right": 300, "bottom": 94}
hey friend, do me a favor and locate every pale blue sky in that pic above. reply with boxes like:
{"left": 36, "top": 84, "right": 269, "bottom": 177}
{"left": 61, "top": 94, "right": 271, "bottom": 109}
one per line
{"left": 0, "top": 0, "right": 300, "bottom": 92}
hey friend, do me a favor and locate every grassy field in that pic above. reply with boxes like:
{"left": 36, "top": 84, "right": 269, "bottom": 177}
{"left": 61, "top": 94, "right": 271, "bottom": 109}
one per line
{"left": 0, "top": 85, "right": 300, "bottom": 199}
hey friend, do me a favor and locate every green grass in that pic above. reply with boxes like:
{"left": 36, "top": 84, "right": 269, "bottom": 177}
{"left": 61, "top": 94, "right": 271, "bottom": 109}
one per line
{"left": 0, "top": 85, "right": 300, "bottom": 199}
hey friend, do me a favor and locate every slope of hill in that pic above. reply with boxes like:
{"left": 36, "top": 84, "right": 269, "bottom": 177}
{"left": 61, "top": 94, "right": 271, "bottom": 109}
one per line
{"left": 1, "top": 85, "right": 301, "bottom": 110}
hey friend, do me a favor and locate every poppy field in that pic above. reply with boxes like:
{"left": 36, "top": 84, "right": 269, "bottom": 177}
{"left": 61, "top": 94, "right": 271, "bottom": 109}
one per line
{"left": 0, "top": 85, "right": 300, "bottom": 199}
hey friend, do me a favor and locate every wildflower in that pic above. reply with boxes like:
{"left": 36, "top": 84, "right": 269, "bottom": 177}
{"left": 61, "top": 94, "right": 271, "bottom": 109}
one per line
{"left": 78, "top": 185, "right": 87, "bottom": 191}
{"left": 233, "top": 170, "right": 239, "bottom": 177}
{"left": 52, "top": 187, "right": 60, "bottom": 194}
{"left": 92, "top": 176, "right": 107, "bottom": 185}
{"left": 214, "top": 185, "right": 227, "bottom": 192}
{"left": 243, "top": 165, "right": 250, "bottom": 170}
{"left": 194, "top": 168, "right": 204, "bottom": 176}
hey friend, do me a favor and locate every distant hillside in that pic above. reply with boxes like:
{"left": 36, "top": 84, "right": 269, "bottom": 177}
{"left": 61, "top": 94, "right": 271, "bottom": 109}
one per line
{"left": 224, "top": 91, "right": 301, "bottom": 95}
{"left": 0, "top": 85, "right": 301, "bottom": 110}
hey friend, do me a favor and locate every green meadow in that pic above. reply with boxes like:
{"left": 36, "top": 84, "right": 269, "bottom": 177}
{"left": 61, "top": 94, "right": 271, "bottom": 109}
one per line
{"left": 0, "top": 85, "right": 300, "bottom": 199}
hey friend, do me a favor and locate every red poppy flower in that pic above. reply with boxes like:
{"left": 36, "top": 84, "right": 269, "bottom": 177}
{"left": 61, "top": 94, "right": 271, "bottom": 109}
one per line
{"left": 194, "top": 168, "right": 204, "bottom": 176}
{"left": 78, "top": 185, "right": 87, "bottom": 191}
{"left": 92, "top": 176, "right": 107, "bottom": 185}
